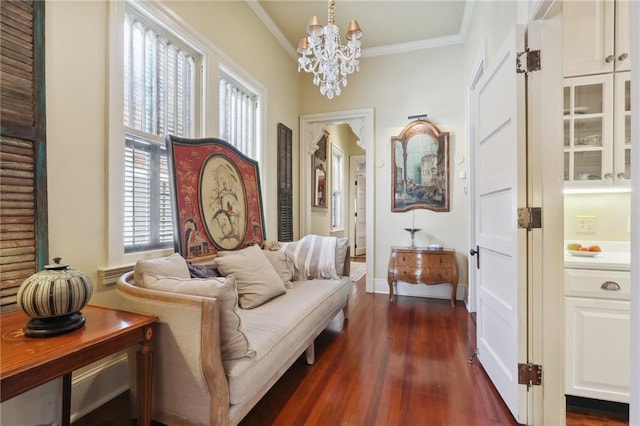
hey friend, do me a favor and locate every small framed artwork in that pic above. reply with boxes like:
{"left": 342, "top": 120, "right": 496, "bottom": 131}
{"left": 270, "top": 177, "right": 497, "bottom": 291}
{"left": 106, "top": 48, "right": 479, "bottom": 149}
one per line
{"left": 391, "top": 119, "right": 450, "bottom": 212}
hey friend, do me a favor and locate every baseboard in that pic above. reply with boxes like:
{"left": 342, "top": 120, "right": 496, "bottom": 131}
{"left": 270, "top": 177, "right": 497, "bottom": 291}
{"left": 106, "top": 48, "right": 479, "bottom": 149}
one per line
{"left": 373, "top": 277, "right": 466, "bottom": 301}
{"left": 566, "top": 395, "right": 630, "bottom": 416}
{"left": 70, "top": 353, "right": 130, "bottom": 423}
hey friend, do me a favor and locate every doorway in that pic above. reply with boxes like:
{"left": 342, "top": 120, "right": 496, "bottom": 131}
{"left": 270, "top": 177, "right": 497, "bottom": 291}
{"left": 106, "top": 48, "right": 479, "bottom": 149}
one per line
{"left": 351, "top": 154, "right": 366, "bottom": 257}
{"left": 300, "top": 109, "right": 375, "bottom": 293}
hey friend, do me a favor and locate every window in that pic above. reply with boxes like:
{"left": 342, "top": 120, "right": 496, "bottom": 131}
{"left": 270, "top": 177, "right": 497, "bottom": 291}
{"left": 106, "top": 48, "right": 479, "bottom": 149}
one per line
{"left": 219, "top": 71, "right": 258, "bottom": 159}
{"left": 122, "top": 7, "right": 200, "bottom": 253}
{"left": 108, "top": 1, "right": 264, "bottom": 266}
{"left": 331, "top": 147, "right": 343, "bottom": 229}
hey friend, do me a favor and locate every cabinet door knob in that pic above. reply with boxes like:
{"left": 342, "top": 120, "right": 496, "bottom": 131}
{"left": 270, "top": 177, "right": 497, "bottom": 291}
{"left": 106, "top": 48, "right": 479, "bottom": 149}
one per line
{"left": 617, "top": 172, "right": 627, "bottom": 179}
{"left": 605, "top": 54, "right": 615, "bottom": 63}
{"left": 618, "top": 53, "right": 629, "bottom": 61}
{"left": 604, "top": 173, "right": 613, "bottom": 179}
{"left": 601, "top": 281, "right": 621, "bottom": 291}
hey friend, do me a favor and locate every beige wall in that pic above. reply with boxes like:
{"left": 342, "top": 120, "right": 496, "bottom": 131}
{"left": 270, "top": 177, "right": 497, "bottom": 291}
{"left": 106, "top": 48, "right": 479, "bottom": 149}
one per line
{"left": 1, "top": 2, "right": 300, "bottom": 424}
{"left": 300, "top": 44, "right": 469, "bottom": 295}
{"left": 564, "top": 193, "right": 632, "bottom": 241}
{"left": 45, "top": 0, "right": 300, "bottom": 306}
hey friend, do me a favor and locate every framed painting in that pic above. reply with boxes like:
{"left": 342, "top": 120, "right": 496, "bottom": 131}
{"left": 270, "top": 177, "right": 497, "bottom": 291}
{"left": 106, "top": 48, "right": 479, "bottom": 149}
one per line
{"left": 166, "top": 135, "right": 266, "bottom": 261}
{"left": 391, "top": 119, "right": 450, "bottom": 212}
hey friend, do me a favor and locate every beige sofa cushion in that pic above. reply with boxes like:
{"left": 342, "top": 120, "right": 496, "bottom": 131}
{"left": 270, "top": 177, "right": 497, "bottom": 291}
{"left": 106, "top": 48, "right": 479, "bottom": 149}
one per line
{"left": 133, "top": 253, "right": 190, "bottom": 285}
{"left": 141, "top": 274, "right": 255, "bottom": 361}
{"left": 334, "top": 237, "right": 349, "bottom": 276}
{"left": 224, "top": 277, "right": 351, "bottom": 406}
{"left": 216, "top": 245, "right": 286, "bottom": 309}
{"left": 262, "top": 250, "right": 295, "bottom": 289}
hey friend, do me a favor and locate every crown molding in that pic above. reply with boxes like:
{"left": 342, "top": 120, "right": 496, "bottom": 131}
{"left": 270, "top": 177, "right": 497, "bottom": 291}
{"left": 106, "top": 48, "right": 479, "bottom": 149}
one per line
{"left": 247, "top": 0, "right": 473, "bottom": 61}
{"left": 245, "top": 0, "right": 298, "bottom": 60}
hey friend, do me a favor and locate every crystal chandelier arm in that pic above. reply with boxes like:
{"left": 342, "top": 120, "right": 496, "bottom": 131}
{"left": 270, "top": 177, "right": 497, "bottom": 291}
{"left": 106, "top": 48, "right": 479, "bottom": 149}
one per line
{"left": 297, "top": 0, "right": 363, "bottom": 99}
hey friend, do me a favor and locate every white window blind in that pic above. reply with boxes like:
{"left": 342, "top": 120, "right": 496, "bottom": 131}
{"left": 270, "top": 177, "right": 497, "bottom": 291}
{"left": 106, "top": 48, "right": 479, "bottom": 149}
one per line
{"left": 219, "top": 73, "right": 257, "bottom": 158}
{"left": 123, "top": 9, "right": 198, "bottom": 253}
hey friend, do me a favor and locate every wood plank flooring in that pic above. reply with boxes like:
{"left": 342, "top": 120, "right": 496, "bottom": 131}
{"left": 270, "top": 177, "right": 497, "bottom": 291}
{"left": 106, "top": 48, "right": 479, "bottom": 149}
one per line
{"left": 73, "top": 273, "right": 629, "bottom": 425}
{"left": 240, "top": 278, "right": 516, "bottom": 425}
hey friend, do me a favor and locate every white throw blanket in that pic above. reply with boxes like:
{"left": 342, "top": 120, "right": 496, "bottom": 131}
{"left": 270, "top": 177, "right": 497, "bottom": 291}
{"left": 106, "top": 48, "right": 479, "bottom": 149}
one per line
{"left": 279, "top": 234, "right": 338, "bottom": 280}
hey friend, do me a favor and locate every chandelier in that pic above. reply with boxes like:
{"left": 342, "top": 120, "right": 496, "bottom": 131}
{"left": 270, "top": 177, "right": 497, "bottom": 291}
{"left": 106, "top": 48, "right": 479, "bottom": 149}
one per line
{"left": 297, "top": 0, "right": 364, "bottom": 99}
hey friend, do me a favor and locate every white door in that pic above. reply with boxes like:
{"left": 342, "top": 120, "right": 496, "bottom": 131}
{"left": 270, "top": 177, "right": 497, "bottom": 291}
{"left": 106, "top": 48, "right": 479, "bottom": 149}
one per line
{"left": 354, "top": 172, "right": 366, "bottom": 256}
{"left": 473, "top": 26, "right": 528, "bottom": 423}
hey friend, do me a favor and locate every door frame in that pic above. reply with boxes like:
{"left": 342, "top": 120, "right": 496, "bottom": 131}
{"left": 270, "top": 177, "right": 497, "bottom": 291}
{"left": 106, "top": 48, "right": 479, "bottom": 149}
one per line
{"left": 629, "top": 2, "right": 639, "bottom": 424}
{"left": 300, "top": 109, "right": 375, "bottom": 293}
{"left": 466, "top": 48, "right": 485, "bottom": 313}
{"left": 527, "top": 8, "right": 565, "bottom": 424}
{"left": 466, "top": 2, "right": 565, "bottom": 423}
{"left": 350, "top": 154, "right": 366, "bottom": 257}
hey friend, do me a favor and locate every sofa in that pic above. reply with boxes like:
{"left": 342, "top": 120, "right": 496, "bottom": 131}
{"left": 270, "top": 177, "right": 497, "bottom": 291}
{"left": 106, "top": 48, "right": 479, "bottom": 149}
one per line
{"left": 116, "top": 236, "right": 351, "bottom": 425}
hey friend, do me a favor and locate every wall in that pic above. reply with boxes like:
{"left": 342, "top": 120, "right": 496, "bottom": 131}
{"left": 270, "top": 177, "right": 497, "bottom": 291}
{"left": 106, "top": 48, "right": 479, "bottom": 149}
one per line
{"left": 1, "top": 1, "right": 300, "bottom": 424}
{"left": 300, "top": 44, "right": 469, "bottom": 298}
{"left": 564, "top": 193, "right": 632, "bottom": 241}
{"left": 310, "top": 124, "right": 364, "bottom": 236}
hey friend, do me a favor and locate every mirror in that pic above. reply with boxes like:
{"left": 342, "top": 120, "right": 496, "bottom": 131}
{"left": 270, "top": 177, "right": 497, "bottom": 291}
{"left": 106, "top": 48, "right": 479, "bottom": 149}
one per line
{"left": 312, "top": 133, "right": 328, "bottom": 208}
{"left": 391, "top": 119, "right": 450, "bottom": 212}
{"left": 314, "top": 164, "right": 327, "bottom": 207}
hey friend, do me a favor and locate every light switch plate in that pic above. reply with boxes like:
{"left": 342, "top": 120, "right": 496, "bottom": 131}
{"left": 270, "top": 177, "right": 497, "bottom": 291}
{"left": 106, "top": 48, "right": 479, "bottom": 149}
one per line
{"left": 576, "top": 215, "right": 596, "bottom": 234}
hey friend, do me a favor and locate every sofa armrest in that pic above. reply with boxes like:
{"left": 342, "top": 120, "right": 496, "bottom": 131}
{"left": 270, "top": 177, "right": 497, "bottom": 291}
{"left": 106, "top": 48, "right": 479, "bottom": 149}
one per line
{"left": 116, "top": 271, "right": 229, "bottom": 425}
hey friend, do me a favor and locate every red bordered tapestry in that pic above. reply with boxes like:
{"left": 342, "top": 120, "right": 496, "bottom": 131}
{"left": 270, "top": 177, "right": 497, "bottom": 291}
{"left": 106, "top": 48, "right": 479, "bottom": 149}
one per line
{"left": 166, "top": 136, "right": 266, "bottom": 260}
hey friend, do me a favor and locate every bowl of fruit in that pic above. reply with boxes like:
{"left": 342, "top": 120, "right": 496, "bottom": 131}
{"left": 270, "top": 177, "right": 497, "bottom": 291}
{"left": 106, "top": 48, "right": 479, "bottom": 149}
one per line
{"left": 566, "top": 243, "right": 601, "bottom": 257}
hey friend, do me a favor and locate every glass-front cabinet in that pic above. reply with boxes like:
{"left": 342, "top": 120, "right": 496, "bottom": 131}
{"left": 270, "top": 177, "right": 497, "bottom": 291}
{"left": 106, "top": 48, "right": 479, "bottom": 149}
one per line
{"left": 614, "top": 72, "right": 631, "bottom": 183}
{"left": 563, "top": 72, "right": 630, "bottom": 188}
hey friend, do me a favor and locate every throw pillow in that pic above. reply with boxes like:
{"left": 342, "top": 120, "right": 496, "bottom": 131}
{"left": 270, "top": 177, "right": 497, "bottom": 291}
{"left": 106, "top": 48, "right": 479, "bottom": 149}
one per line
{"left": 187, "top": 262, "right": 221, "bottom": 279}
{"left": 141, "top": 274, "right": 255, "bottom": 361}
{"left": 133, "top": 253, "right": 190, "bottom": 285}
{"left": 262, "top": 250, "right": 295, "bottom": 288}
{"left": 279, "top": 234, "right": 338, "bottom": 280}
{"left": 216, "top": 245, "right": 287, "bottom": 309}
{"left": 335, "top": 237, "right": 349, "bottom": 276}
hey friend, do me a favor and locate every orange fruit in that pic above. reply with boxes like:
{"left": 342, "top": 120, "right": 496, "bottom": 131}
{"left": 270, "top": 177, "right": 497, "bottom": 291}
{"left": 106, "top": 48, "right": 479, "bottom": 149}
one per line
{"left": 579, "top": 247, "right": 590, "bottom": 252}
{"left": 588, "top": 245, "right": 601, "bottom": 252}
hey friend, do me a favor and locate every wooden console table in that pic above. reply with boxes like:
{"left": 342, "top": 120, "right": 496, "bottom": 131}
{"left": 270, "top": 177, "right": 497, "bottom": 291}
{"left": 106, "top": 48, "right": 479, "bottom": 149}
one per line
{"left": 1, "top": 305, "right": 158, "bottom": 426}
{"left": 387, "top": 246, "right": 458, "bottom": 306}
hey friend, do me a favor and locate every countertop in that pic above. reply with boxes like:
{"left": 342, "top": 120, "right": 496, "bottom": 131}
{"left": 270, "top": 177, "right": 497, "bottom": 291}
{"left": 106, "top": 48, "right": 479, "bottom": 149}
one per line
{"left": 564, "top": 241, "right": 631, "bottom": 271}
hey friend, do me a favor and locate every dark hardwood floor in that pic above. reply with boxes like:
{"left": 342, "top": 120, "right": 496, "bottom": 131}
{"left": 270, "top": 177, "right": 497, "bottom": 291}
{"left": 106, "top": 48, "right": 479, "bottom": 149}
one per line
{"left": 74, "top": 274, "right": 629, "bottom": 425}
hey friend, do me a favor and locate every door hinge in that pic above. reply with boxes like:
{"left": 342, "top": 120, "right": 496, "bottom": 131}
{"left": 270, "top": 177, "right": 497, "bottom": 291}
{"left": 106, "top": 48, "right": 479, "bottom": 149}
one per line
{"left": 518, "top": 363, "right": 542, "bottom": 387}
{"left": 518, "top": 207, "right": 542, "bottom": 230}
{"left": 516, "top": 49, "right": 541, "bottom": 74}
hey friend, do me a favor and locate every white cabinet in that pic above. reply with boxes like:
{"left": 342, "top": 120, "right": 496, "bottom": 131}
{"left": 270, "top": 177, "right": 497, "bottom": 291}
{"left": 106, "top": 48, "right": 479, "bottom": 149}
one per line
{"left": 565, "top": 268, "right": 630, "bottom": 403}
{"left": 563, "top": 72, "right": 631, "bottom": 187}
{"left": 563, "top": 0, "right": 631, "bottom": 77}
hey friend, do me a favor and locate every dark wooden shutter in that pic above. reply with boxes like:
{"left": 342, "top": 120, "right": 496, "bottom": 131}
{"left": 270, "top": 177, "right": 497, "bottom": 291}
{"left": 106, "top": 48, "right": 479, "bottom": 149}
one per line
{"left": 0, "top": 0, "right": 48, "bottom": 313}
{"left": 277, "top": 123, "right": 293, "bottom": 242}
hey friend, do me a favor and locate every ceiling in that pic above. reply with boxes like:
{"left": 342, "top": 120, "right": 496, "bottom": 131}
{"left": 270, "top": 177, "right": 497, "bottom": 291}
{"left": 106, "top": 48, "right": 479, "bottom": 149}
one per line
{"left": 249, "top": 1, "right": 472, "bottom": 59}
